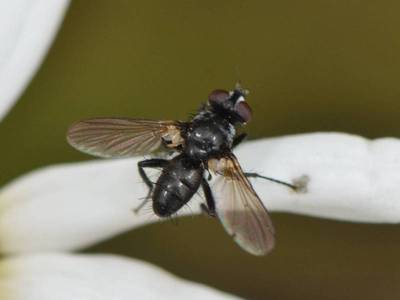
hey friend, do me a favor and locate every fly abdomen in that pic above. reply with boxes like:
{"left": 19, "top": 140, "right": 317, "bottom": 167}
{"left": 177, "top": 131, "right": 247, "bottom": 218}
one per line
{"left": 152, "top": 154, "right": 203, "bottom": 217}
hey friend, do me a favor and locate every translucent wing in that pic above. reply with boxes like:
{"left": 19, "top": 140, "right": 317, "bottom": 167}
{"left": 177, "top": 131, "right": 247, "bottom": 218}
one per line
{"left": 208, "top": 154, "right": 275, "bottom": 256}
{"left": 67, "top": 118, "right": 183, "bottom": 158}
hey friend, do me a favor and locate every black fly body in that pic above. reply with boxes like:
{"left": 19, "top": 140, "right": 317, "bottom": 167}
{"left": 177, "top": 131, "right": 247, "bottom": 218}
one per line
{"left": 67, "top": 84, "right": 302, "bottom": 255}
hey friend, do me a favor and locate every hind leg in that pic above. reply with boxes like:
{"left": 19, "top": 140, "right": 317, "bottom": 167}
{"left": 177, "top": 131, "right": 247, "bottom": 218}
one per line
{"left": 134, "top": 159, "right": 169, "bottom": 213}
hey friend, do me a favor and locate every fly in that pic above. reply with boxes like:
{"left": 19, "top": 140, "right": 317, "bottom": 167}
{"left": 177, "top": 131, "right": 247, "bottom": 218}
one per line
{"left": 67, "top": 84, "right": 303, "bottom": 256}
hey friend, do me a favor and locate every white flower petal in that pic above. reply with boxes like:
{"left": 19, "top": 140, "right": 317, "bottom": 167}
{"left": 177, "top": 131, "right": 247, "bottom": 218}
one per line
{"left": 0, "top": 0, "right": 70, "bottom": 121}
{"left": 0, "top": 158, "right": 154, "bottom": 253}
{"left": 241, "top": 132, "right": 400, "bottom": 222}
{"left": 0, "top": 253, "right": 238, "bottom": 300}
{"left": 1, "top": 132, "right": 400, "bottom": 254}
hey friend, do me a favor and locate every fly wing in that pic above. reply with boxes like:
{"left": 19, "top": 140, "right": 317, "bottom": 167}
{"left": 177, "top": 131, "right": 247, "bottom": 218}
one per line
{"left": 208, "top": 154, "right": 275, "bottom": 256}
{"left": 67, "top": 118, "right": 183, "bottom": 158}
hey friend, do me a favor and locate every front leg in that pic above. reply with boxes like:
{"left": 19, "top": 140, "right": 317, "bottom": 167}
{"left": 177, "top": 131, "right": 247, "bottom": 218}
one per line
{"left": 244, "top": 172, "right": 299, "bottom": 191}
{"left": 134, "top": 158, "right": 169, "bottom": 214}
{"left": 232, "top": 133, "right": 247, "bottom": 149}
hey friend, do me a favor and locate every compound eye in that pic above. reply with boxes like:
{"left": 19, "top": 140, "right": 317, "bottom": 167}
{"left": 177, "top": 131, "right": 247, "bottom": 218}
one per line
{"left": 235, "top": 101, "right": 252, "bottom": 123}
{"left": 209, "top": 89, "right": 229, "bottom": 104}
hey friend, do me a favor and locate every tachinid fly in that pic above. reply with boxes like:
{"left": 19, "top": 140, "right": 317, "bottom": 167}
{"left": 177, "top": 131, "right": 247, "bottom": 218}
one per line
{"left": 67, "top": 84, "right": 300, "bottom": 256}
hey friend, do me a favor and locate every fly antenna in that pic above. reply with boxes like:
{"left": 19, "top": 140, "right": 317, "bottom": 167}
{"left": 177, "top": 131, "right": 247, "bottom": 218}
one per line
{"left": 234, "top": 80, "right": 249, "bottom": 96}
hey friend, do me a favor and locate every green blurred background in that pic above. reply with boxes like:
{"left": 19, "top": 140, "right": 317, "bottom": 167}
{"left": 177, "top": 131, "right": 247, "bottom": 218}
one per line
{"left": 1, "top": 1, "right": 400, "bottom": 299}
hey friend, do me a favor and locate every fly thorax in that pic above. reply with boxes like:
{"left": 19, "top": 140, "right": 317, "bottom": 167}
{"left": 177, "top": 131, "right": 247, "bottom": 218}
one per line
{"left": 226, "top": 123, "right": 236, "bottom": 147}
{"left": 185, "top": 120, "right": 233, "bottom": 160}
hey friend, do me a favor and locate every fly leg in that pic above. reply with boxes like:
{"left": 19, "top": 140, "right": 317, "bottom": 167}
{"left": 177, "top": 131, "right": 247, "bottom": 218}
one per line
{"left": 233, "top": 134, "right": 298, "bottom": 190}
{"left": 244, "top": 172, "right": 306, "bottom": 192}
{"left": 200, "top": 178, "right": 217, "bottom": 217}
{"left": 235, "top": 136, "right": 309, "bottom": 192}
{"left": 134, "top": 159, "right": 169, "bottom": 214}
{"left": 232, "top": 133, "right": 247, "bottom": 149}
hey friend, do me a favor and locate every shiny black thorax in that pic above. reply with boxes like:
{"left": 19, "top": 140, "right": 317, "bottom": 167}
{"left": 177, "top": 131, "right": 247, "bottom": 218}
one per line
{"left": 182, "top": 109, "right": 235, "bottom": 161}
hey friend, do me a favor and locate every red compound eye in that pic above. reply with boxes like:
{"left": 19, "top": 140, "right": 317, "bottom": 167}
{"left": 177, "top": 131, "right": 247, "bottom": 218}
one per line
{"left": 208, "top": 89, "right": 229, "bottom": 104}
{"left": 235, "top": 101, "right": 252, "bottom": 122}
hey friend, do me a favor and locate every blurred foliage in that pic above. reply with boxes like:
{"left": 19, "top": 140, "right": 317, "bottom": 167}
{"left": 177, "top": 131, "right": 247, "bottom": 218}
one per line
{"left": 1, "top": 1, "right": 400, "bottom": 299}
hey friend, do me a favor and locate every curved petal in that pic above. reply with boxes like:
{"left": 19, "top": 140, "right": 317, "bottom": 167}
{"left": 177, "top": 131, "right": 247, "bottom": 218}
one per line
{"left": 0, "top": 253, "right": 238, "bottom": 300}
{"left": 0, "top": 0, "right": 70, "bottom": 121}
{"left": 239, "top": 132, "right": 400, "bottom": 222}
{"left": 1, "top": 132, "right": 400, "bottom": 253}
{"left": 0, "top": 158, "right": 156, "bottom": 253}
